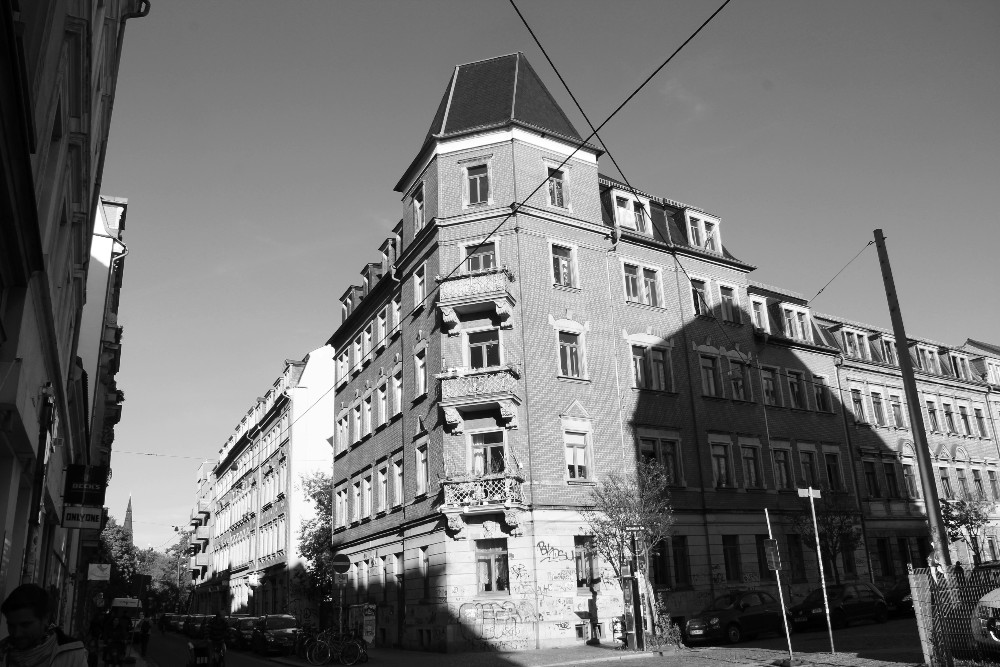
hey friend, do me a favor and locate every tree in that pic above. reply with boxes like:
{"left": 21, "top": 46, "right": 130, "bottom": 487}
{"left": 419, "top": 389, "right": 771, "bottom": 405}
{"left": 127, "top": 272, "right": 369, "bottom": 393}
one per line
{"left": 298, "top": 471, "right": 336, "bottom": 605}
{"left": 160, "top": 532, "right": 193, "bottom": 612}
{"left": 791, "top": 488, "right": 862, "bottom": 585}
{"left": 97, "top": 517, "right": 141, "bottom": 599}
{"left": 941, "top": 491, "right": 995, "bottom": 565}
{"left": 581, "top": 459, "right": 674, "bottom": 645}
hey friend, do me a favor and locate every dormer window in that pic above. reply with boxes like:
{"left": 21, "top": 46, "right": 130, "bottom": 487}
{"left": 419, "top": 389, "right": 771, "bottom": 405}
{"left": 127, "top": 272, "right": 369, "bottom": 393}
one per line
{"left": 842, "top": 330, "right": 868, "bottom": 360}
{"left": 876, "top": 337, "right": 897, "bottom": 365}
{"left": 950, "top": 353, "right": 971, "bottom": 380}
{"left": 413, "top": 186, "right": 425, "bottom": 231}
{"left": 615, "top": 194, "right": 647, "bottom": 233}
{"left": 781, "top": 306, "right": 812, "bottom": 343}
{"left": 686, "top": 212, "right": 721, "bottom": 252}
{"left": 914, "top": 346, "right": 938, "bottom": 374}
{"left": 750, "top": 299, "right": 768, "bottom": 332}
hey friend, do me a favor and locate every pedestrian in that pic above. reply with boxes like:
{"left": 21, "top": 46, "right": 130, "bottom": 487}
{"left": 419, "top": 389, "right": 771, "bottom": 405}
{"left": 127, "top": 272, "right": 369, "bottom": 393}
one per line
{"left": 157, "top": 612, "right": 166, "bottom": 634}
{"left": 138, "top": 616, "right": 151, "bottom": 657}
{"left": 104, "top": 613, "right": 128, "bottom": 667}
{"left": 0, "top": 583, "right": 88, "bottom": 667}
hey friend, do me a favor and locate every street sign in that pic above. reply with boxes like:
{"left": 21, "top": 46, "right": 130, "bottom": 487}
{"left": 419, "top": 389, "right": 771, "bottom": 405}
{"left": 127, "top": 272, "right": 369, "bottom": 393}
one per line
{"left": 765, "top": 539, "right": 781, "bottom": 571}
{"left": 331, "top": 553, "right": 351, "bottom": 574}
{"left": 63, "top": 506, "right": 103, "bottom": 530}
{"left": 335, "top": 572, "right": 348, "bottom": 586}
{"left": 88, "top": 564, "right": 112, "bottom": 581}
{"left": 797, "top": 487, "right": 821, "bottom": 499}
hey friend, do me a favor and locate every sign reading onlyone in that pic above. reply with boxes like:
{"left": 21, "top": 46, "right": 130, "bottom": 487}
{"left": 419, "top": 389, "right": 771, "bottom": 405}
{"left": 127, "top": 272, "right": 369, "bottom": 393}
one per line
{"left": 63, "top": 505, "right": 103, "bottom": 530}
{"left": 63, "top": 465, "right": 109, "bottom": 506}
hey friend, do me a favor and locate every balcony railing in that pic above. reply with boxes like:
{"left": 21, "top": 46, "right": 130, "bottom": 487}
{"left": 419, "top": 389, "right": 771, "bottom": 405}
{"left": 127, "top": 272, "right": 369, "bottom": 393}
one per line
{"left": 437, "top": 267, "right": 515, "bottom": 333}
{"left": 440, "top": 367, "right": 518, "bottom": 400}
{"left": 442, "top": 474, "right": 524, "bottom": 508}
{"left": 195, "top": 525, "right": 210, "bottom": 542}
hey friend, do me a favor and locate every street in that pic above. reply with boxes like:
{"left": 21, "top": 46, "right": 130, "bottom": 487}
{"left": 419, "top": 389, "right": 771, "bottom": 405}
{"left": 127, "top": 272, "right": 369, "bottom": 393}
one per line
{"left": 143, "top": 617, "right": 921, "bottom": 667}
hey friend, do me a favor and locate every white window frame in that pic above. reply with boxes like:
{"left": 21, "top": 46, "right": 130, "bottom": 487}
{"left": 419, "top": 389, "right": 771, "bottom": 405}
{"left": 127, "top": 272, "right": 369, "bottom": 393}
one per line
{"left": 621, "top": 260, "right": 661, "bottom": 307}
{"left": 709, "top": 436, "right": 734, "bottom": 489}
{"left": 392, "top": 459, "right": 403, "bottom": 507}
{"left": 761, "top": 366, "right": 782, "bottom": 407}
{"left": 822, "top": 445, "right": 845, "bottom": 491}
{"left": 461, "top": 157, "right": 493, "bottom": 208}
{"left": 544, "top": 159, "right": 571, "bottom": 211}
{"left": 376, "top": 308, "right": 388, "bottom": 351}
{"left": 812, "top": 374, "right": 832, "bottom": 412}
{"left": 377, "top": 467, "right": 387, "bottom": 513}
{"left": 718, "top": 283, "right": 741, "bottom": 324}
{"left": 549, "top": 240, "right": 578, "bottom": 289}
{"left": 363, "top": 474, "right": 373, "bottom": 518}
{"left": 781, "top": 305, "right": 813, "bottom": 343}
{"left": 842, "top": 329, "right": 869, "bottom": 360}
{"left": 684, "top": 210, "right": 722, "bottom": 252}
{"left": 392, "top": 370, "right": 403, "bottom": 416}
{"left": 392, "top": 296, "right": 401, "bottom": 334}
{"left": 888, "top": 391, "right": 906, "bottom": 428}
{"left": 950, "top": 353, "right": 971, "bottom": 380}
{"left": 690, "top": 275, "right": 711, "bottom": 316}
{"left": 562, "top": 417, "right": 594, "bottom": 482}
{"left": 699, "top": 354, "right": 722, "bottom": 397}
{"left": 750, "top": 298, "right": 769, "bottom": 332}
{"left": 555, "top": 324, "right": 588, "bottom": 380}
{"left": 352, "top": 481, "right": 361, "bottom": 523}
{"left": 728, "top": 357, "right": 752, "bottom": 402}
{"left": 415, "top": 440, "right": 429, "bottom": 496}
{"left": 413, "top": 263, "right": 427, "bottom": 309}
{"left": 376, "top": 382, "right": 388, "bottom": 428}
{"left": 739, "top": 437, "right": 764, "bottom": 489}
{"left": 637, "top": 428, "right": 684, "bottom": 486}
{"left": 797, "top": 443, "right": 820, "bottom": 488}
{"left": 877, "top": 336, "right": 897, "bottom": 365}
{"left": 414, "top": 342, "right": 428, "bottom": 398}
{"left": 613, "top": 191, "right": 651, "bottom": 233}
{"left": 770, "top": 441, "right": 794, "bottom": 490}
{"left": 786, "top": 370, "right": 808, "bottom": 410}
{"left": 413, "top": 183, "right": 425, "bottom": 232}
{"left": 362, "top": 394, "right": 373, "bottom": 437}
{"left": 629, "top": 336, "right": 675, "bottom": 392}
{"left": 915, "top": 345, "right": 939, "bottom": 373}
{"left": 466, "top": 427, "right": 508, "bottom": 477}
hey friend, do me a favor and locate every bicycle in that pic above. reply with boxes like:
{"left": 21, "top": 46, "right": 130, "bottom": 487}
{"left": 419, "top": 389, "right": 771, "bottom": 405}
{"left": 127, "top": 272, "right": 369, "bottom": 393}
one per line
{"left": 306, "top": 631, "right": 362, "bottom": 666}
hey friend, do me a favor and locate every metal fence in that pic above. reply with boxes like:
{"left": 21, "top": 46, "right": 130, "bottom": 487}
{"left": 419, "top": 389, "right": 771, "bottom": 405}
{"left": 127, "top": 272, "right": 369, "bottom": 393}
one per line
{"left": 910, "top": 563, "right": 1000, "bottom": 666}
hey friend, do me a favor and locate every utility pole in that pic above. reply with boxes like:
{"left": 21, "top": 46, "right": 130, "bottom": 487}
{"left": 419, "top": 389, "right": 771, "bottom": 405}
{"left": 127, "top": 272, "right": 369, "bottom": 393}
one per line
{"left": 873, "top": 229, "right": 951, "bottom": 566}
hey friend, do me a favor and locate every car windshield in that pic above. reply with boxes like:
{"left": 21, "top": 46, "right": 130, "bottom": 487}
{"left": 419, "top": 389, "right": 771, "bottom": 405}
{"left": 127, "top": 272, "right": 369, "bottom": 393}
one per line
{"left": 803, "top": 586, "right": 844, "bottom": 604}
{"left": 266, "top": 617, "right": 297, "bottom": 630}
{"left": 239, "top": 619, "right": 255, "bottom": 629}
{"left": 704, "top": 593, "right": 738, "bottom": 611}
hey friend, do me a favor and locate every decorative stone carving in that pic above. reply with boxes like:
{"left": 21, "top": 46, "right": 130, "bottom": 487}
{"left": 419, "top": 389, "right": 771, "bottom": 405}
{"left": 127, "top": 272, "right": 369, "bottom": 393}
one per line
{"left": 441, "top": 306, "right": 460, "bottom": 335}
{"left": 494, "top": 300, "right": 512, "bottom": 326}
{"left": 503, "top": 509, "right": 524, "bottom": 537}
{"left": 440, "top": 369, "right": 518, "bottom": 400}
{"left": 499, "top": 400, "right": 519, "bottom": 429}
{"left": 482, "top": 520, "right": 499, "bottom": 539}
{"left": 446, "top": 513, "right": 468, "bottom": 539}
{"left": 443, "top": 406, "right": 463, "bottom": 434}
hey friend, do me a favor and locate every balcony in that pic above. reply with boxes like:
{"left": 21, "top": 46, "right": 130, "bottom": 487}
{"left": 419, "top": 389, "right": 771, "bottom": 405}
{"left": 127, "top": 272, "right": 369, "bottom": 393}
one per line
{"left": 437, "top": 267, "right": 515, "bottom": 334}
{"left": 195, "top": 525, "right": 211, "bottom": 542}
{"left": 438, "top": 367, "right": 520, "bottom": 432}
{"left": 197, "top": 499, "right": 211, "bottom": 516}
{"left": 441, "top": 473, "right": 526, "bottom": 540}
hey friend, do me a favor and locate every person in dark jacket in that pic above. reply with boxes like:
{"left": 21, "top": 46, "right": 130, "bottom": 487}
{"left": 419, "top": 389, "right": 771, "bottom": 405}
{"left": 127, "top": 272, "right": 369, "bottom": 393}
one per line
{"left": 0, "top": 584, "right": 88, "bottom": 667}
{"left": 206, "top": 613, "right": 227, "bottom": 666}
{"left": 138, "top": 617, "right": 151, "bottom": 657}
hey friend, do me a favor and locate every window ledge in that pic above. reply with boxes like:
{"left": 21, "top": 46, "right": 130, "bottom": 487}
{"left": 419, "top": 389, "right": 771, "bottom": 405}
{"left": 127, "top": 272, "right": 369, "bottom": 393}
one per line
{"left": 694, "top": 314, "right": 716, "bottom": 321}
{"left": 721, "top": 319, "right": 743, "bottom": 327}
{"left": 566, "top": 479, "right": 596, "bottom": 486}
{"left": 713, "top": 486, "right": 739, "bottom": 492}
{"left": 625, "top": 300, "right": 667, "bottom": 313}
{"left": 553, "top": 283, "right": 581, "bottom": 293}
{"left": 745, "top": 487, "right": 768, "bottom": 493}
{"left": 412, "top": 392, "right": 428, "bottom": 404}
{"left": 414, "top": 492, "right": 428, "bottom": 500}
{"left": 633, "top": 388, "right": 679, "bottom": 396}
{"left": 412, "top": 303, "right": 425, "bottom": 316}
{"left": 557, "top": 375, "right": 591, "bottom": 384}
{"left": 390, "top": 327, "right": 401, "bottom": 339}
{"left": 701, "top": 394, "right": 727, "bottom": 402}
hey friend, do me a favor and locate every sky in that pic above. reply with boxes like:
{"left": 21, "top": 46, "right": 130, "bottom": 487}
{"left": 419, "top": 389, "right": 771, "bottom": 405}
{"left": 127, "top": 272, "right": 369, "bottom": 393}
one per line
{"left": 99, "top": 0, "right": 1000, "bottom": 550}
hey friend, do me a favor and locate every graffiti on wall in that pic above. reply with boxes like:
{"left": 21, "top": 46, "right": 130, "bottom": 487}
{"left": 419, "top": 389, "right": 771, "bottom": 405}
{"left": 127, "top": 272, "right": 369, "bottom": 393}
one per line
{"left": 458, "top": 601, "right": 532, "bottom": 651}
{"left": 536, "top": 541, "right": 572, "bottom": 563}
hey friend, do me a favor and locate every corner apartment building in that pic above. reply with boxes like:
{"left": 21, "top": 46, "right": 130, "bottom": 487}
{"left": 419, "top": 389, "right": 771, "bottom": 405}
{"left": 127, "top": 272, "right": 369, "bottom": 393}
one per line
{"left": 190, "top": 347, "right": 336, "bottom": 618}
{"left": 0, "top": 0, "right": 147, "bottom": 632}
{"left": 327, "top": 53, "right": 871, "bottom": 652}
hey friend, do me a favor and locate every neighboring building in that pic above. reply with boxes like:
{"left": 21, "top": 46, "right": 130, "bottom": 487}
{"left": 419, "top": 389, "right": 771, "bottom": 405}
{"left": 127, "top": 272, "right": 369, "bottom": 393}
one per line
{"left": 0, "top": 0, "right": 148, "bottom": 634}
{"left": 326, "top": 52, "right": 1000, "bottom": 653}
{"left": 190, "top": 347, "right": 336, "bottom": 617}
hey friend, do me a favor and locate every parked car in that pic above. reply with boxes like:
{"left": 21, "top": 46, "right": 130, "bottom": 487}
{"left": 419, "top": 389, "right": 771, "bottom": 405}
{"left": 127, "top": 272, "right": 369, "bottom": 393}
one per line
{"left": 168, "top": 614, "right": 185, "bottom": 632}
{"left": 183, "top": 614, "right": 210, "bottom": 637}
{"left": 684, "top": 590, "right": 789, "bottom": 644}
{"left": 251, "top": 615, "right": 300, "bottom": 655}
{"left": 883, "top": 579, "right": 914, "bottom": 616}
{"left": 227, "top": 616, "right": 256, "bottom": 650}
{"left": 789, "top": 582, "right": 888, "bottom": 629}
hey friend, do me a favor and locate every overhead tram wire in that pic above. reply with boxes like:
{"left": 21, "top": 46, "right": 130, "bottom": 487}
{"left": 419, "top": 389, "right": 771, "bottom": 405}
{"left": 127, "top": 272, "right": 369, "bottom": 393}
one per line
{"left": 807, "top": 240, "right": 875, "bottom": 305}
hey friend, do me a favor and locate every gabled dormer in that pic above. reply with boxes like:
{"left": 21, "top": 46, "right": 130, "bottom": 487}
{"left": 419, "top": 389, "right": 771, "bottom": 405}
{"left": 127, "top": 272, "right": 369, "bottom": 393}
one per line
{"left": 361, "top": 263, "right": 383, "bottom": 294}
{"left": 683, "top": 208, "right": 722, "bottom": 254}
{"left": 379, "top": 236, "right": 397, "bottom": 273}
{"left": 339, "top": 285, "right": 363, "bottom": 323}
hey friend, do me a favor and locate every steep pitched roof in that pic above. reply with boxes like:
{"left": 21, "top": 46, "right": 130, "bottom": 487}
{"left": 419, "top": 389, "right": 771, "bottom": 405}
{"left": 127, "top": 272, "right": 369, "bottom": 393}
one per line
{"left": 396, "top": 53, "right": 591, "bottom": 192}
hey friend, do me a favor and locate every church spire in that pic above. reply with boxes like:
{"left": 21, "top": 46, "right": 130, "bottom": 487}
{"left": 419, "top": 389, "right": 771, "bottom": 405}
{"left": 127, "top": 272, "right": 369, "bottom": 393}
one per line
{"left": 124, "top": 495, "right": 133, "bottom": 543}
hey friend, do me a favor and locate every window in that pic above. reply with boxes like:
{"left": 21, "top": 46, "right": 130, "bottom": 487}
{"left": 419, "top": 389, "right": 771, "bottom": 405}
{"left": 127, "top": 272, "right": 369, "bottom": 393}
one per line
{"left": 352, "top": 482, "right": 361, "bottom": 522}
{"left": 574, "top": 537, "right": 597, "bottom": 589}
{"left": 363, "top": 475, "right": 372, "bottom": 518}
{"left": 564, "top": 431, "right": 590, "bottom": 480}
{"left": 741, "top": 446, "right": 761, "bottom": 488}
{"left": 392, "top": 460, "right": 403, "bottom": 507}
{"left": 730, "top": 360, "right": 749, "bottom": 401}
{"left": 974, "top": 469, "right": 986, "bottom": 499}
{"left": 414, "top": 350, "right": 427, "bottom": 397}
{"left": 940, "top": 468, "right": 954, "bottom": 500}
{"left": 670, "top": 536, "right": 691, "bottom": 587}
{"left": 883, "top": 462, "right": 900, "bottom": 498}
{"left": 903, "top": 463, "right": 919, "bottom": 498}
{"left": 773, "top": 449, "right": 793, "bottom": 489}
{"left": 960, "top": 406, "right": 973, "bottom": 435}
{"left": 353, "top": 336, "right": 362, "bottom": 368}
{"left": 352, "top": 405, "right": 362, "bottom": 443}
{"left": 990, "top": 470, "right": 1000, "bottom": 500}
{"left": 872, "top": 392, "right": 886, "bottom": 426}
{"left": 641, "top": 268, "right": 660, "bottom": 307}
{"left": 632, "top": 345, "right": 671, "bottom": 391}
{"left": 688, "top": 215, "right": 702, "bottom": 247}
{"left": 623, "top": 264, "right": 640, "bottom": 302}
{"left": 551, "top": 245, "right": 575, "bottom": 287}
{"left": 801, "top": 450, "right": 818, "bottom": 487}
{"left": 363, "top": 396, "right": 372, "bottom": 436}
{"left": 615, "top": 197, "right": 645, "bottom": 231}
{"left": 413, "top": 264, "right": 426, "bottom": 306}
{"left": 825, "top": 453, "right": 843, "bottom": 491}
{"left": 852, "top": 389, "right": 867, "bottom": 422}
{"left": 415, "top": 445, "right": 428, "bottom": 496}
{"left": 466, "top": 242, "right": 495, "bottom": 272}
{"left": 722, "top": 535, "right": 742, "bottom": 582}
{"left": 377, "top": 468, "right": 387, "bottom": 512}
{"left": 703, "top": 220, "right": 718, "bottom": 252}
{"left": 864, "top": 461, "right": 881, "bottom": 498}
{"left": 926, "top": 401, "right": 940, "bottom": 431}
{"left": 547, "top": 168, "right": 566, "bottom": 208}
{"left": 975, "top": 409, "right": 989, "bottom": 437}
{"left": 762, "top": 369, "right": 779, "bottom": 406}
{"left": 843, "top": 331, "right": 867, "bottom": 359}
{"left": 471, "top": 431, "right": 505, "bottom": 476}
{"left": 687, "top": 214, "right": 719, "bottom": 250}
{"left": 419, "top": 547, "right": 430, "bottom": 600}
{"left": 951, "top": 355, "right": 971, "bottom": 380}
{"left": 476, "top": 539, "right": 509, "bottom": 593}
{"left": 700, "top": 355, "right": 720, "bottom": 397}
{"left": 377, "top": 384, "right": 387, "bottom": 427}
{"left": 691, "top": 280, "right": 709, "bottom": 315}
{"left": 751, "top": 300, "right": 767, "bottom": 330}
{"left": 813, "top": 376, "right": 830, "bottom": 412}
{"left": 787, "top": 535, "right": 806, "bottom": 581}
{"left": 782, "top": 307, "right": 811, "bottom": 342}
{"left": 392, "top": 296, "right": 401, "bottom": 332}
{"left": 720, "top": 287, "right": 739, "bottom": 323}
{"left": 880, "top": 339, "right": 897, "bottom": 365}
{"left": 944, "top": 403, "right": 957, "bottom": 432}
{"left": 468, "top": 329, "right": 500, "bottom": 369}
{"left": 991, "top": 538, "right": 999, "bottom": 563}
{"left": 957, "top": 469, "right": 970, "bottom": 498}
{"left": 916, "top": 347, "right": 938, "bottom": 374}
{"left": 639, "top": 437, "right": 679, "bottom": 485}
{"left": 756, "top": 535, "right": 776, "bottom": 581}
{"left": 364, "top": 325, "right": 374, "bottom": 357}
{"left": 712, "top": 443, "right": 731, "bottom": 488}
{"left": 392, "top": 371, "right": 402, "bottom": 415}
{"left": 890, "top": 394, "right": 905, "bottom": 427}
{"left": 558, "top": 332, "right": 583, "bottom": 378}
{"left": 376, "top": 310, "right": 387, "bottom": 347}
{"left": 413, "top": 186, "right": 425, "bottom": 231}
{"left": 787, "top": 372, "right": 806, "bottom": 409}
{"left": 877, "top": 538, "right": 895, "bottom": 577}
{"left": 335, "top": 488, "right": 348, "bottom": 527}
{"left": 468, "top": 164, "right": 490, "bottom": 205}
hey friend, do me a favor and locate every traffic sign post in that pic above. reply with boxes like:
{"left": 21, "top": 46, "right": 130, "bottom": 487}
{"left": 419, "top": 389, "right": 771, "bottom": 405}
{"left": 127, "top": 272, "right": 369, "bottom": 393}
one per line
{"left": 331, "top": 553, "right": 351, "bottom": 636}
{"left": 798, "top": 487, "right": 835, "bottom": 654}
{"left": 765, "top": 509, "right": 794, "bottom": 665}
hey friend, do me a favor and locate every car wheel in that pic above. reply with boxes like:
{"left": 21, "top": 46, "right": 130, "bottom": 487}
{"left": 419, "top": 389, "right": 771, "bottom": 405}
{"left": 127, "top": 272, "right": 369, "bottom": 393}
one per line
{"left": 726, "top": 623, "right": 743, "bottom": 644}
{"left": 832, "top": 610, "right": 848, "bottom": 630}
{"left": 875, "top": 605, "right": 888, "bottom": 624}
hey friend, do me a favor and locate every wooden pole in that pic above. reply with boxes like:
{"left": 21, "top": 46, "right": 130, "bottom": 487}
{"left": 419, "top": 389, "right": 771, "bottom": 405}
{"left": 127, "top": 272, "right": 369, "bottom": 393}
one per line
{"left": 873, "top": 229, "right": 951, "bottom": 566}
